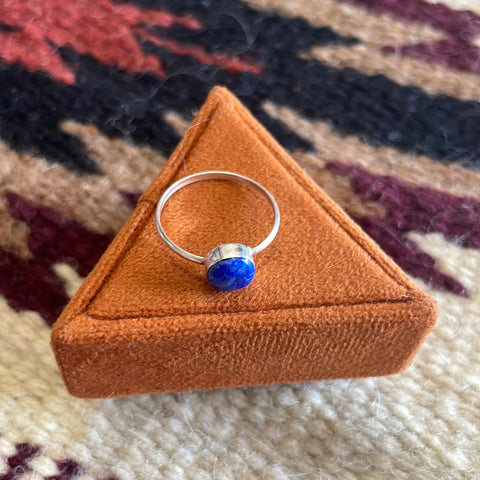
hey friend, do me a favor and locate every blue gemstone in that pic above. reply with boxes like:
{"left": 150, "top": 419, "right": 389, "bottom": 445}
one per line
{"left": 207, "top": 257, "right": 255, "bottom": 291}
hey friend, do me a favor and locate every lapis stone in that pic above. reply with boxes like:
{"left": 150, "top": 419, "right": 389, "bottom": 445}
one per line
{"left": 207, "top": 256, "right": 255, "bottom": 291}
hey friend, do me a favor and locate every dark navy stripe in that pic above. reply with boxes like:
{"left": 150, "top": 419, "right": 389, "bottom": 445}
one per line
{"left": 0, "top": 65, "right": 99, "bottom": 173}
{"left": 248, "top": 60, "right": 480, "bottom": 166}
{"left": 140, "top": 0, "right": 480, "bottom": 167}
{"left": 0, "top": 0, "right": 479, "bottom": 173}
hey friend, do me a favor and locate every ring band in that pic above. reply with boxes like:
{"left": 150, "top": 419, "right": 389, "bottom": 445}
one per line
{"left": 155, "top": 171, "right": 280, "bottom": 291}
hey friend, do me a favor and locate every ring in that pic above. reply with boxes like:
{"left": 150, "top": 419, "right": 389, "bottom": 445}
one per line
{"left": 155, "top": 171, "right": 280, "bottom": 291}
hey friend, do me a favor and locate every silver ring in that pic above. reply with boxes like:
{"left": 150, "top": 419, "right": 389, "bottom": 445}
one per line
{"left": 155, "top": 171, "right": 280, "bottom": 291}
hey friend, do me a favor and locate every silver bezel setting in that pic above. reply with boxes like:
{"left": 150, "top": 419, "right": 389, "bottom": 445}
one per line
{"left": 204, "top": 243, "right": 254, "bottom": 271}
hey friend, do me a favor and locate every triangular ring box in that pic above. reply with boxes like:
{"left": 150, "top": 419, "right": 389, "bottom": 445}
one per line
{"left": 51, "top": 87, "right": 437, "bottom": 398}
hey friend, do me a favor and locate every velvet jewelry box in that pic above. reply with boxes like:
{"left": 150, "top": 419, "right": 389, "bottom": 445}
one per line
{"left": 51, "top": 87, "right": 437, "bottom": 398}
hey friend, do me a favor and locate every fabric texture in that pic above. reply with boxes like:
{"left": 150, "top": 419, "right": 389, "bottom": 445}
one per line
{"left": 0, "top": 0, "right": 479, "bottom": 478}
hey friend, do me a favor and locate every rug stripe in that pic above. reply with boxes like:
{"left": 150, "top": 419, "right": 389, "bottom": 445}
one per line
{"left": 328, "top": 160, "right": 480, "bottom": 294}
{"left": 342, "top": 0, "right": 480, "bottom": 38}
{"left": 250, "top": 55, "right": 480, "bottom": 165}
{"left": 0, "top": 193, "right": 113, "bottom": 324}
{"left": 0, "top": 137, "right": 136, "bottom": 244}
{"left": 383, "top": 37, "right": 480, "bottom": 73}
{"left": 1, "top": 2, "right": 479, "bottom": 169}
{"left": 304, "top": 44, "right": 480, "bottom": 101}
{"left": 263, "top": 102, "right": 480, "bottom": 200}
{"left": 246, "top": 0, "right": 442, "bottom": 45}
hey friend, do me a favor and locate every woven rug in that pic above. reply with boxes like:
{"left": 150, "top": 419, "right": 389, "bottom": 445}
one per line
{"left": 1, "top": 0, "right": 479, "bottom": 478}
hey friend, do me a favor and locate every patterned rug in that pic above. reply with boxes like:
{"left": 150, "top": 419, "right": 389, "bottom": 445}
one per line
{"left": 1, "top": 0, "right": 479, "bottom": 478}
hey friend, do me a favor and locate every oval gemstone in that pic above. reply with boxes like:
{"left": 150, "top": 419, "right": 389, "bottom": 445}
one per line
{"left": 207, "top": 256, "right": 255, "bottom": 291}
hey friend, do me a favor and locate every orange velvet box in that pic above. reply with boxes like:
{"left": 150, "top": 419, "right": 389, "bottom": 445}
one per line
{"left": 51, "top": 87, "right": 437, "bottom": 398}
